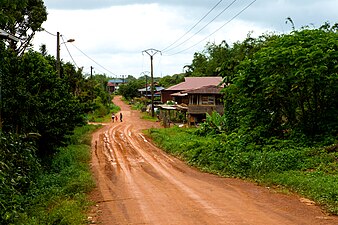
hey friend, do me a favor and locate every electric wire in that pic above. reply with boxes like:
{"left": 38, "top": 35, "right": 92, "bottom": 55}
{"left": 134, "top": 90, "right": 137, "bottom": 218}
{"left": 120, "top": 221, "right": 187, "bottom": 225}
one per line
{"left": 163, "top": 0, "right": 238, "bottom": 54}
{"left": 161, "top": 0, "right": 223, "bottom": 52}
{"left": 70, "top": 43, "right": 117, "bottom": 76}
{"left": 42, "top": 29, "right": 117, "bottom": 76}
{"left": 60, "top": 35, "right": 79, "bottom": 68}
{"left": 43, "top": 28, "right": 57, "bottom": 37}
{"left": 167, "top": 0, "right": 257, "bottom": 56}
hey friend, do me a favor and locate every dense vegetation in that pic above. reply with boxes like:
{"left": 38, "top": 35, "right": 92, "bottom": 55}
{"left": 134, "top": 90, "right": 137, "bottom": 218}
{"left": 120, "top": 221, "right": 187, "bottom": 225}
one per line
{"left": 1, "top": 125, "right": 97, "bottom": 224}
{"left": 149, "top": 24, "right": 338, "bottom": 214}
{"left": 0, "top": 2, "right": 114, "bottom": 223}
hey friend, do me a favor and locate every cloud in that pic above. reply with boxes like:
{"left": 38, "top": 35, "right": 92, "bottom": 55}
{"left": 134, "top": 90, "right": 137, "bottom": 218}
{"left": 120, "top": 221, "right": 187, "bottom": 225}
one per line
{"left": 35, "top": 0, "right": 338, "bottom": 77}
{"left": 44, "top": 0, "right": 217, "bottom": 10}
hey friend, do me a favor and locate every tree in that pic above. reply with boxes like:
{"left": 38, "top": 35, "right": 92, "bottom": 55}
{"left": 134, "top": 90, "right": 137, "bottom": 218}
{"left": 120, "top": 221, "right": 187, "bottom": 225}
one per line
{"left": 158, "top": 73, "right": 184, "bottom": 88}
{"left": 223, "top": 25, "right": 338, "bottom": 138}
{"left": 0, "top": 0, "right": 47, "bottom": 54}
{"left": 118, "top": 80, "right": 143, "bottom": 100}
{"left": 1, "top": 50, "right": 84, "bottom": 157}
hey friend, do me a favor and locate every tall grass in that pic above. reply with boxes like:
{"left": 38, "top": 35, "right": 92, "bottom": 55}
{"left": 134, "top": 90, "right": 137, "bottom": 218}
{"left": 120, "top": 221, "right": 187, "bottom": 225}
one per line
{"left": 148, "top": 126, "right": 338, "bottom": 214}
{"left": 13, "top": 125, "right": 98, "bottom": 225}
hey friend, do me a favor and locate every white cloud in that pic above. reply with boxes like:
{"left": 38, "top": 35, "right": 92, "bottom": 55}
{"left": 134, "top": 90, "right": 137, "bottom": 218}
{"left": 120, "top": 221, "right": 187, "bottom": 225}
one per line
{"left": 33, "top": 0, "right": 338, "bottom": 77}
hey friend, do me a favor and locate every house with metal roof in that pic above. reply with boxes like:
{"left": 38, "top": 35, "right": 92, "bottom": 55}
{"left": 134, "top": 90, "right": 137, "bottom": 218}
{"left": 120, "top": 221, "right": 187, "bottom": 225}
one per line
{"left": 159, "top": 77, "right": 224, "bottom": 126}
{"left": 161, "top": 77, "right": 223, "bottom": 103}
{"left": 185, "top": 85, "right": 224, "bottom": 125}
{"left": 138, "top": 86, "right": 165, "bottom": 99}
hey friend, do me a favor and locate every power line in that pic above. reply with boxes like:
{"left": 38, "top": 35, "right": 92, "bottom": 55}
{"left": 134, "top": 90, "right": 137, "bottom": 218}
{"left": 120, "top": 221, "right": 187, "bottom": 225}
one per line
{"left": 163, "top": 0, "right": 238, "bottom": 53}
{"left": 70, "top": 43, "right": 117, "bottom": 76}
{"left": 60, "top": 35, "right": 79, "bottom": 68}
{"left": 43, "top": 29, "right": 117, "bottom": 76}
{"left": 167, "top": 0, "right": 257, "bottom": 56}
{"left": 161, "top": 0, "right": 223, "bottom": 52}
{"left": 42, "top": 28, "right": 57, "bottom": 37}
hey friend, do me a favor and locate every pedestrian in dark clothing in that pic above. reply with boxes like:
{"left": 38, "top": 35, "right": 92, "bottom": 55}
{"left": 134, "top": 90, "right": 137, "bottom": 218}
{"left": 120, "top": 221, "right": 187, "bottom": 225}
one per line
{"left": 120, "top": 112, "right": 123, "bottom": 122}
{"left": 111, "top": 113, "right": 115, "bottom": 122}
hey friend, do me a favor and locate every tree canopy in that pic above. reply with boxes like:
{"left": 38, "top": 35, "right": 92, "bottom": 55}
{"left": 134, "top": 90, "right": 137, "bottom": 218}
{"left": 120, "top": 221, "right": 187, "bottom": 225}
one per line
{"left": 0, "top": 0, "right": 47, "bottom": 54}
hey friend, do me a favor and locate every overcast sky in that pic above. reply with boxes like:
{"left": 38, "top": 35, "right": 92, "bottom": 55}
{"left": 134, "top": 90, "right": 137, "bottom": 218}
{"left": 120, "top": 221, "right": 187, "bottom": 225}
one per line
{"left": 32, "top": 0, "right": 338, "bottom": 78}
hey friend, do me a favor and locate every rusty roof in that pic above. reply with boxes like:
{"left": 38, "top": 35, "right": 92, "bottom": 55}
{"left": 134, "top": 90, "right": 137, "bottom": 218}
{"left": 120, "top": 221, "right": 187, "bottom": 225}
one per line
{"left": 186, "top": 85, "right": 223, "bottom": 94}
{"left": 165, "top": 77, "right": 223, "bottom": 91}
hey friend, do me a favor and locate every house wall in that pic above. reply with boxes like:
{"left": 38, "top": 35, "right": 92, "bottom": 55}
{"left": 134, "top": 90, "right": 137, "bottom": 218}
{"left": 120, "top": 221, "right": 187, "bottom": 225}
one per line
{"left": 173, "top": 96, "right": 189, "bottom": 105}
{"left": 188, "top": 105, "right": 224, "bottom": 115}
{"left": 161, "top": 90, "right": 179, "bottom": 103}
{"left": 187, "top": 94, "right": 224, "bottom": 125}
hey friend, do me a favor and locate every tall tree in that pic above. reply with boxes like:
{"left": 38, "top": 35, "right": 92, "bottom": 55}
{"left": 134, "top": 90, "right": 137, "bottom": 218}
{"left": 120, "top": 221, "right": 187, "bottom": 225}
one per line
{"left": 223, "top": 25, "right": 338, "bottom": 138}
{"left": 0, "top": 0, "right": 47, "bottom": 54}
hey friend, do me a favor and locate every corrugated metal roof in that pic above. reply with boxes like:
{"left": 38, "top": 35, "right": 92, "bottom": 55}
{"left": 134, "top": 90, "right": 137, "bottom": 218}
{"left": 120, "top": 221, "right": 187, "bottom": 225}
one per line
{"left": 165, "top": 77, "right": 223, "bottom": 91}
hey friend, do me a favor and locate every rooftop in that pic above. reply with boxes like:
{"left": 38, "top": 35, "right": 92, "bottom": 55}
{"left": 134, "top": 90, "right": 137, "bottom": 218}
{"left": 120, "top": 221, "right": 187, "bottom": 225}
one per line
{"left": 165, "top": 77, "right": 223, "bottom": 91}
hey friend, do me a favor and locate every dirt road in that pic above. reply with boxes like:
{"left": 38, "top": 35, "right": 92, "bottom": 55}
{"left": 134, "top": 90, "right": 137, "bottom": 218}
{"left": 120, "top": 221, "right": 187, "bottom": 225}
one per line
{"left": 89, "top": 96, "right": 337, "bottom": 225}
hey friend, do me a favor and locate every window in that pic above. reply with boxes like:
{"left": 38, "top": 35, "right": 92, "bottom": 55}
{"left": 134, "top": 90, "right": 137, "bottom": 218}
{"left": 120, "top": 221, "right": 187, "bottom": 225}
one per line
{"left": 201, "top": 96, "right": 215, "bottom": 105}
{"left": 190, "top": 95, "right": 199, "bottom": 105}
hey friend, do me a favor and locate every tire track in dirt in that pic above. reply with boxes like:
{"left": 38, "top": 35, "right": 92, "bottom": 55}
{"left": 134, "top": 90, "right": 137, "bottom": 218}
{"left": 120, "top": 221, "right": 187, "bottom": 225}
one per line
{"left": 89, "top": 96, "right": 338, "bottom": 225}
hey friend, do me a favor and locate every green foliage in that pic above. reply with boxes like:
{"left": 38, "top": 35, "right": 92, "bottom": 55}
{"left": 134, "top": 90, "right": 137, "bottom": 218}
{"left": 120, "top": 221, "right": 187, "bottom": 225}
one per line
{"left": 197, "top": 111, "right": 227, "bottom": 135}
{"left": 149, "top": 127, "right": 338, "bottom": 214}
{"left": 0, "top": 0, "right": 47, "bottom": 54}
{"left": 118, "top": 79, "right": 143, "bottom": 100}
{"left": 7, "top": 125, "right": 97, "bottom": 225}
{"left": 223, "top": 26, "right": 338, "bottom": 138}
{"left": 158, "top": 73, "right": 185, "bottom": 88}
{"left": 184, "top": 36, "right": 266, "bottom": 78}
{"left": 1, "top": 50, "right": 85, "bottom": 156}
{"left": 0, "top": 132, "right": 40, "bottom": 223}
{"left": 130, "top": 97, "right": 148, "bottom": 111}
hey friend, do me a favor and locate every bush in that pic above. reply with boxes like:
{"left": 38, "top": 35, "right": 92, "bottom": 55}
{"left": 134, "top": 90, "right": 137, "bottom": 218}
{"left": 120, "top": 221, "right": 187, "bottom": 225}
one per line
{"left": 2, "top": 125, "right": 97, "bottom": 225}
{"left": 0, "top": 132, "right": 40, "bottom": 223}
{"left": 148, "top": 126, "right": 338, "bottom": 214}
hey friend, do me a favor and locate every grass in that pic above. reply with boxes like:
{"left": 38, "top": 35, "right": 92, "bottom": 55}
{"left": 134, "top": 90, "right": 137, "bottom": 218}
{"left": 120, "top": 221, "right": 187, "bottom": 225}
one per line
{"left": 88, "top": 103, "right": 121, "bottom": 123}
{"left": 13, "top": 124, "right": 99, "bottom": 225}
{"left": 141, "top": 112, "right": 158, "bottom": 122}
{"left": 148, "top": 126, "right": 338, "bottom": 215}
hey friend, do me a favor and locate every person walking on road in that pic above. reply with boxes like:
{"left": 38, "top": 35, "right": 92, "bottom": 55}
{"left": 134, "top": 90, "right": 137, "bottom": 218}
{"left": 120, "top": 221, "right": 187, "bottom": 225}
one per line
{"left": 111, "top": 113, "right": 115, "bottom": 122}
{"left": 120, "top": 112, "right": 123, "bottom": 122}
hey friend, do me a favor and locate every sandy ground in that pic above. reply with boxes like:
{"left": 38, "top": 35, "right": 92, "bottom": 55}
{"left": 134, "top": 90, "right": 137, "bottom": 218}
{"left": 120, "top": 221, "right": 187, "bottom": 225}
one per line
{"left": 88, "top": 96, "right": 338, "bottom": 225}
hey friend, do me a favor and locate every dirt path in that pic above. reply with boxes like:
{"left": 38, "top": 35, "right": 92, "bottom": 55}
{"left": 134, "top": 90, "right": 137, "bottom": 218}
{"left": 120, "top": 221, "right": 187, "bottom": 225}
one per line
{"left": 88, "top": 96, "right": 338, "bottom": 225}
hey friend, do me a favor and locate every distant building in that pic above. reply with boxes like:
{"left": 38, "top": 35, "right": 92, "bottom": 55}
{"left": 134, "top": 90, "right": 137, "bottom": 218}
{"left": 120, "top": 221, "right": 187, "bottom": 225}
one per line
{"left": 138, "top": 86, "right": 165, "bottom": 99}
{"left": 107, "top": 78, "right": 126, "bottom": 93}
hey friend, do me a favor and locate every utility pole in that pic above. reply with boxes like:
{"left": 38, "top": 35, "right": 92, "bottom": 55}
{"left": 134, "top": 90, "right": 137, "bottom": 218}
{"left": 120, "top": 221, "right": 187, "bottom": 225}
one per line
{"left": 142, "top": 49, "right": 161, "bottom": 117}
{"left": 145, "top": 75, "right": 148, "bottom": 98}
{"left": 56, "top": 32, "right": 61, "bottom": 77}
{"left": 90, "top": 66, "right": 94, "bottom": 79}
{"left": 56, "top": 32, "right": 75, "bottom": 77}
{"left": 140, "top": 71, "right": 150, "bottom": 98}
